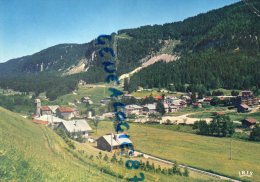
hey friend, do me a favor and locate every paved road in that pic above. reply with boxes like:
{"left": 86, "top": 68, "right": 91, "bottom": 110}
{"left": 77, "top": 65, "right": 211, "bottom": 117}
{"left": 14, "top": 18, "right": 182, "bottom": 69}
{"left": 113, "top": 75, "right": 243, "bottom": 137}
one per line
{"left": 136, "top": 151, "right": 241, "bottom": 182}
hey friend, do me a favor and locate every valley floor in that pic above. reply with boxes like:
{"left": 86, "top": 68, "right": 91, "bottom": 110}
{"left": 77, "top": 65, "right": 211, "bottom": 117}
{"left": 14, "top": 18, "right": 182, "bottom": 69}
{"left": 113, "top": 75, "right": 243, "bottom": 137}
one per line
{"left": 90, "top": 120, "right": 260, "bottom": 182}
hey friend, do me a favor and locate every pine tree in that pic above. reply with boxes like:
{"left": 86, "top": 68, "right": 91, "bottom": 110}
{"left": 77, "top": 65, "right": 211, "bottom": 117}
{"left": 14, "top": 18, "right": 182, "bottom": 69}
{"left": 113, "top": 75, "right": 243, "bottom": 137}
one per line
{"left": 111, "top": 153, "right": 117, "bottom": 163}
{"left": 98, "top": 152, "right": 102, "bottom": 159}
{"left": 146, "top": 161, "right": 150, "bottom": 171}
{"left": 183, "top": 167, "right": 189, "bottom": 177}
{"left": 118, "top": 158, "right": 124, "bottom": 165}
{"left": 123, "top": 78, "right": 130, "bottom": 92}
{"left": 103, "top": 154, "right": 109, "bottom": 161}
{"left": 156, "top": 165, "right": 162, "bottom": 173}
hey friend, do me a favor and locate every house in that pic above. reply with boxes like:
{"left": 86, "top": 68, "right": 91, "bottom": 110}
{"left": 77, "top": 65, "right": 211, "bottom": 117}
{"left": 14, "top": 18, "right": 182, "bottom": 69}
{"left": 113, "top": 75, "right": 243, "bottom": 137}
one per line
{"left": 181, "top": 95, "right": 192, "bottom": 104}
{"left": 203, "top": 97, "right": 212, "bottom": 105}
{"left": 237, "top": 90, "right": 258, "bottom": 107}
{"left": 241, "top": 118, "right": 258, "bottom": 128}
{"left": 97, "top": 133, "right": 133, "bottom": 152}
{"left": 56, "top": 107, "right": 75, "bottom": 120}
{"left": 143, "top": 103, "right": 157, "bottom": 114}
{"left": 78, "top": 80, "right": 86, "bottom": 86}
{"left": 100, "top": 97, "right": 112, "bottom": 105}
{"left": 164, "top": 96, "right": 178, "bottom": 105}
{"left": 40, "top": 106, "right": 52, "bottom": 116}
{"left": 180, "top": 100, "right": 187, "bottom": 108}
{"left": 124, "top": 105, "right": 143, "bottom": 115}
{"left": 48, "top": 105, "right": 59, "bottom": 115}
{"left": 81, "top": 97, "right": 93, "bottom": 105}
{"left": 57, "top": 119, "right": 92, "bottom": 138}
{"left": 74, "top": 99, "right": 80, "bottom": 104}
{"left": 169, "top": 105, "right": 178, "bottom": 112}
{"left": 192, "top": 102, "right": 202, "bottom": 108}
{"left": 122, "top": 94, "right": 134, "bottom": 99}
{"left": 172, "top": 100, "right": 186, "bottom": 109}
{"left": 242, "top": 90, "right": 252, "bottom": 97}
{"left": 163, "top": 102, "right": 181, "bottom": 113}
{"left": 237, "top": 104, "right": 250, "bottom": 113}
{"left": 154, "top": 95, "right": 163, "bottom": 100}
{"left": 163, "top": 103, "right": 169, "bottom": 113}
{"left": 32, "top": 115, "right": 66, "bottom": 127}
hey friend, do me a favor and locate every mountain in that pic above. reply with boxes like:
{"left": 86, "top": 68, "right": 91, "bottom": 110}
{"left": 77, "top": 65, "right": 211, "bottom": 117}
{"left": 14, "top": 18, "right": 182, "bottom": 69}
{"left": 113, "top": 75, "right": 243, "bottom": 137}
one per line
{"left": 0, "top": 0, "right": 259, "bottom": 99}
{"left": 0, "top": 43, "right": 95, "bottom": 76}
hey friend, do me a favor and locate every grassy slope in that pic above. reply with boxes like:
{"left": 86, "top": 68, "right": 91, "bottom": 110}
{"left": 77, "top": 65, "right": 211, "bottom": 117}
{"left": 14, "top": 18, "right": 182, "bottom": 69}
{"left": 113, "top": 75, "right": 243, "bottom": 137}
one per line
{"left": 92, "top": 121, "right": 260, "bottom": 182}
{"left": 0, "top": 107, "right": 212, "bottom": 182}
{"left": 0, "top": 107, "right": 117, "bottom": 181}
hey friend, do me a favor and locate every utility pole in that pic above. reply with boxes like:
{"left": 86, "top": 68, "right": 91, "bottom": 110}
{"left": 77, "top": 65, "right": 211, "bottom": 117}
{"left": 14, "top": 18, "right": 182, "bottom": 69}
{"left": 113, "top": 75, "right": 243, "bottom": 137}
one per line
{"left": 111, "top": 132, "right": 113, "bottom": 152}
{"left": 229, "top": 136, "right": 232, "bottom": 160}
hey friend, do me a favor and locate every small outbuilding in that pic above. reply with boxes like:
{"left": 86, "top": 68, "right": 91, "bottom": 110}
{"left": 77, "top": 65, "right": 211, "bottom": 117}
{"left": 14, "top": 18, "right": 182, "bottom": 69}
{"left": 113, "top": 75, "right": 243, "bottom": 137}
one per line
{"left": 97, "top": 133, "right": 133, "bottom": 152}
{"left": 241, "top": 118, "right": 258, "bottom": 128}
{"left": 237, "top": 104, "right": 250, "bottom": 113}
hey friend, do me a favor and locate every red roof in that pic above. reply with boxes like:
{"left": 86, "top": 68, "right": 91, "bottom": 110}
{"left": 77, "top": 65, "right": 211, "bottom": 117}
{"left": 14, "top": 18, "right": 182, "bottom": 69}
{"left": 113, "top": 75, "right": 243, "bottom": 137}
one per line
{"left": 192, "top": 102, "right": 201, "bottom": 106}
{"left": 204, "top": 97, "right": 212, "bottom": 101}
{"left": 154, "top": 95, "right": 163, "bottom": 100}
{"left": 180, "top": 101, "right": 187, "bottom": 105}
{"left": 32, "top": 119, "right": 48, "bottom": 125}
{"left": 244, "top": 118, "right": 258, "bottom": 124}
{"left": 40, "top": 106, "right": 51, "bottom": 111}
{"left": 240, "top": 104, "right": 249, "bottom": 109}
{"left": 57, "top": 107, "right": 74, "bottom": 113}
{"left": 219, "top": 97, "right": 225, "bottom": 101}
{"left": 214, "top": 112, "right": 226, "bottom": 115}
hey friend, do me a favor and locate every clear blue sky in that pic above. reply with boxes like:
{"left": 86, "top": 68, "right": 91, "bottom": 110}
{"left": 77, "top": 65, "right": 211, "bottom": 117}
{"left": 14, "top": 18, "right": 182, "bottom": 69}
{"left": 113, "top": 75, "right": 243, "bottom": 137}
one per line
{"left": 0, "top": 0, "right": 239, "bottom": 63}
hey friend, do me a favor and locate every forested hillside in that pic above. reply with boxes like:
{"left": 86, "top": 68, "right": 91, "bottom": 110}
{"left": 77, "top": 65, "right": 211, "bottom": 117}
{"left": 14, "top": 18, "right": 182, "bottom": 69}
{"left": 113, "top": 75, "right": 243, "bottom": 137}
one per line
{"left": 0, "top": 43, "right": 94, "bottom": 75}
{"left": 0, "top": 0, "right": 259, "bottom": 99}
{"left": 125, "top": 0, "right": 260, "bottom": 92}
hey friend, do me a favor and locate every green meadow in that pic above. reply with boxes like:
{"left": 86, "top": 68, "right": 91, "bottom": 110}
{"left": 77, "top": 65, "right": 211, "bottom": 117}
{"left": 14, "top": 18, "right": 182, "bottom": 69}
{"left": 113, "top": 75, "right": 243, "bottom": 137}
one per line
{"left": 92, "top": 121, "right": 260, "bottom": 182}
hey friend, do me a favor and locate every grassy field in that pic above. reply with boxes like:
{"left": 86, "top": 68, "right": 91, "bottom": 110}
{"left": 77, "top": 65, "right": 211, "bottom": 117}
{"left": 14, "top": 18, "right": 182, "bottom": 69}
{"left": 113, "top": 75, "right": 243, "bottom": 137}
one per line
{"left": 41, "top": 85, "right": 113, "bottom": 114}
{"left": 43, "top": 86, "right": 110, "bottom": 105}
{"left": 0, "top": 107, "right": 215, "bottom": 182}
{"left": 209, "top": 88, "right": 240, "bottom": 96}
{"left": 92, "top": 120, "right": 260, "bottom": 182}
{"left": 131, "top": 89, "right": 184, "bottom": 98}
{"left": 131, "top": 88, "right": 242, "bottom": 99}
{"left": 226, "top": 111, "right": 260, "bottom": 121}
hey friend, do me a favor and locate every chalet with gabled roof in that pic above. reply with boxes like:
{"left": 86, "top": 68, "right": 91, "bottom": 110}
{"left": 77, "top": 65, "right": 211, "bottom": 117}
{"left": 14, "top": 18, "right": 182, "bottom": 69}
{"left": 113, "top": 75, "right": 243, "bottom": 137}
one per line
{"left": 237, "top": 104, "right": 250, "bottom": 113}
{"left": 242, "top": 118, "right": 258, "bottom": 128}
{"left": 97, "top": 133, "right": 133, "bottom": 152}
{"left": 56, "top": 107, "right": 75, "bottom": 120}
{"left": 40, "top": 106, "right": 52, "bottom": 116}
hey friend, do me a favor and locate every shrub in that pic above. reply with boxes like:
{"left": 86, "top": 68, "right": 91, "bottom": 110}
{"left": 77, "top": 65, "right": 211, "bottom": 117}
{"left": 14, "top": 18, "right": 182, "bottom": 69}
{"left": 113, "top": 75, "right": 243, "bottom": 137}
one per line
{"left": 103, "top": 154, "right": 109, "bottom": 162}
{"left": 250, "top": 124, "right": 260, "bottom": 141}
